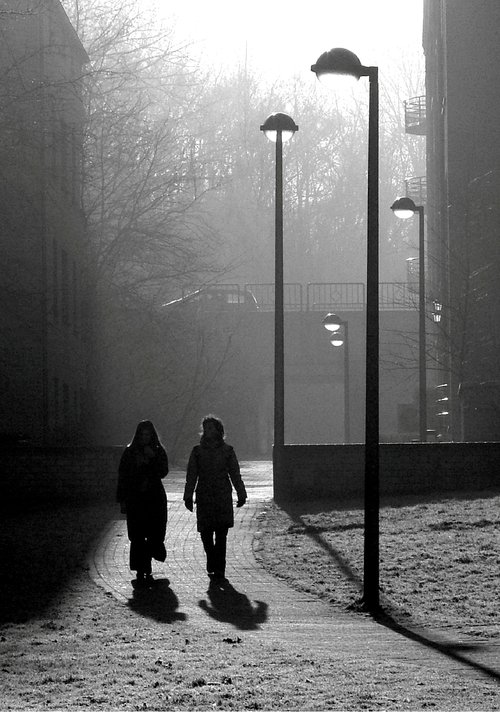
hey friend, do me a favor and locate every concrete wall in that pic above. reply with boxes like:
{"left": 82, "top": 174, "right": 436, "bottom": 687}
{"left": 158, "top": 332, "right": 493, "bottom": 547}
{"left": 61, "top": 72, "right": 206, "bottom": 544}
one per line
{"left": 0, "top": 447, "right": 122, "bottom": 508}
{"left": 6, "top": 443, "right": 498, "bottom": 510}
{"left": 276, "top": 442, "right": 500, "bottom": 502}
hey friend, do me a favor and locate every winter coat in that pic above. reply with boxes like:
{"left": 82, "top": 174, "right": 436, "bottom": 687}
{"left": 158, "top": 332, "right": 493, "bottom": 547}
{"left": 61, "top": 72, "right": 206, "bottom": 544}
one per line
{"left": 117, "top": 444, "right": 169, "bottom": 558}
{"left": 184, "top": 438, "right": 247, "bottom": 532}
{"left": 117, "top": 443, "right": 169, "bottom": 504}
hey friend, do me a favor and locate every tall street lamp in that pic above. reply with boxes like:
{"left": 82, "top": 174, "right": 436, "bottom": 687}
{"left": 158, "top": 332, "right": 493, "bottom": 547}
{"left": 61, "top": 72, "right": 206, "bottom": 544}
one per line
{"left": 391, "top": 196, "right": 427, "bottom": 442}
{"left": 260, "top": 112, "right": 299, "bottom": 495}
{"left": 312, "top": 48, "right": 380, "bottom": 611}
{"left": 323, "top": 313, "right": 351, "bottom": 444}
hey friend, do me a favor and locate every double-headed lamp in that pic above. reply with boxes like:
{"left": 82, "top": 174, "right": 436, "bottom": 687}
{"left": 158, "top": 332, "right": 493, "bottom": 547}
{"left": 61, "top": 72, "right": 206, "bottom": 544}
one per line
{"left": 323, "top": 313, "right": 342, "bottom": 332}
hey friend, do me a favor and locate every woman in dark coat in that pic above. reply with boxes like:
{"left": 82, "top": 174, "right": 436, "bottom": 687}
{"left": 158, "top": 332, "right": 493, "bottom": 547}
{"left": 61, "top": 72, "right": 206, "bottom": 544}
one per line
{"left": 184, "top": 415, "right": 247, "bottom": 580}
{"left": 117, "top": 420, "right": 169, "bottom": 586}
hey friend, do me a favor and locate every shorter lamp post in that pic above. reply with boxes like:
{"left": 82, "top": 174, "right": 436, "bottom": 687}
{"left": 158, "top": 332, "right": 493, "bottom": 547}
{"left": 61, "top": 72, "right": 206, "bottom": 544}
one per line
{"left": 391, "top": 196, "right": 427, "bottom": 442}
{"left": 323, "top": 313, "right": 351, "bottom": 443}
{"left": 260, "top": 113, "right": 298, "bottom": 490}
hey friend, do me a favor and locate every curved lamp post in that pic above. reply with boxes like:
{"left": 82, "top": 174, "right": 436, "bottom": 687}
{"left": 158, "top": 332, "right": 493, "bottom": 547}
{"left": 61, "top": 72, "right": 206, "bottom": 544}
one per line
{"left": 260, "top": 112, "right": 298, "bottom": 492}
{"left": 323, "top": 313, "right": 351, "bottom": 444}
{"left": 391, "top": 196, "right": 427, "bottom": 443}
{"left": 312, "top": 48, "right": 380, "bottom": 611}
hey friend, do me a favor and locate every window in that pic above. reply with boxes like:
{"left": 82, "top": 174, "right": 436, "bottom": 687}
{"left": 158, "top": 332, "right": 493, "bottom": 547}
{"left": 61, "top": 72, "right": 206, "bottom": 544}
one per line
{"left": 60, "top": 120, "right": 68, "bottom": 193}
{"left": 61, "top": 249, "right": 69, "bottom": 327}
{"left": 63, "top": 382, "right": 70, "bottom": 425}
{"left": 53, "top": 377, "right": 59, "bottom": 427}
{"left": 52, "top": 239, "right": 59, "bottom": 321}
{"left": 72, "top": 260, "right": 78, "bottom": 335}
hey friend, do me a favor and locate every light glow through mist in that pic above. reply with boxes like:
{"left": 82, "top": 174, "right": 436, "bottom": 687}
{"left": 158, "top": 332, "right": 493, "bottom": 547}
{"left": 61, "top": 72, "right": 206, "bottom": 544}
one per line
{"left": 144, "top": 0, "right": 423, "bottom": 78}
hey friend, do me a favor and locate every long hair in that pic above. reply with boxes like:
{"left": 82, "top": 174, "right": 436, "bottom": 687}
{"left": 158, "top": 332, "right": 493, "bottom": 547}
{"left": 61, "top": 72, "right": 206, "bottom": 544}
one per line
{"left": 200, "top": 414, "right": 225, "bottom": 441}
{"left": 129, "top": 420, "right": 162, "bottom": 449}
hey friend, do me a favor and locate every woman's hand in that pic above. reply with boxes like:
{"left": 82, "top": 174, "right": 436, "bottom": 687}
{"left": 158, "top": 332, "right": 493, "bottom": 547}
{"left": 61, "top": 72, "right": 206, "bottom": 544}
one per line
{"left": 236, "top": 497, "right": 246, "bottom": 508}
{"left": 184, "top": 498, "right": 194, "bottom": 512}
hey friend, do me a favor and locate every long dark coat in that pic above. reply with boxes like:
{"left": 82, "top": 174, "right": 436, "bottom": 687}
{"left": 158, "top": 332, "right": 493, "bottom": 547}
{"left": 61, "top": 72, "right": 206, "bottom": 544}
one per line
{"left": 117, "top": 444, "right": 169, "bottom": 562}
{"left": 184, "top": 439, "right": 247, "bottom": 532}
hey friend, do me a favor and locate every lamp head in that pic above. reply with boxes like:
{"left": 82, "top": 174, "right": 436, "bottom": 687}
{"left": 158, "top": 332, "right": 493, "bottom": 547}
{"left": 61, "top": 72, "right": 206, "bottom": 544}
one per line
{"left": 432, "top": 300, "right": 443, "bottom": 323}
{"left": 260, "top": 112, "right": 299, "bottom": 143}
{"left": 311, "top": 48, "right": 363, "bottom": 84}
{"left": 323, "top": 312, "right": 343, "bottom": 332}
{"left": 391, "top": 196, "right": 417, "bottom": 219}
{"left": 330, "top": 335, "right": 344, "bottom": 347}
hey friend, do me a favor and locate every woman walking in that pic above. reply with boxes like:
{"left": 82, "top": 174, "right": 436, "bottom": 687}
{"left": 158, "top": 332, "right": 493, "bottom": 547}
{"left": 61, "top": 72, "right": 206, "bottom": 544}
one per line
{"left": 117, "top": 420, "right": 169, "bottom": 586}
{"left": 184, "top": 415, "right": 247, "bottom": 580}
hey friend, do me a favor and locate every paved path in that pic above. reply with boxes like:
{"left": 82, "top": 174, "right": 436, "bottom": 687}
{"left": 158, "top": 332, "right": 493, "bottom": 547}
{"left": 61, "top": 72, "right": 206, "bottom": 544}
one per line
{"left": 89, "top": 461, "right": 500, "bottom": 681}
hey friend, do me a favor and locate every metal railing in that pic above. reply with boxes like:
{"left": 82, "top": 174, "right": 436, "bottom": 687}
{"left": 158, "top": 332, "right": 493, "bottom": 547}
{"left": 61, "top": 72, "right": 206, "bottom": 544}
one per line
{"left": 306, "top": 283, "right": 365, "bottom": 311}
{"left": 170, "top": 282, "right": 420, "bottom": 312}
{"left": 404, "top": 95, "right": 426, "bottom": 135}
{"left": 245, "top": 283, "right": 303, "bottom": 312}
{"left": 379, "top": 282, "right": 419, "bottom": 310}
{"left": 405, "top": 175, "right": 427, "bottom": 205}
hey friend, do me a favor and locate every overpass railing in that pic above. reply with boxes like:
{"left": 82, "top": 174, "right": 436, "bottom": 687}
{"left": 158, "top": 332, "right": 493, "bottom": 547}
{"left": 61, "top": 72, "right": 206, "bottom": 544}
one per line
{"left": 168, "top": 282, "right": 420, "bottom": 313}
{"left": 244, "top": 282, "right": 418, "bottom": 312}
{"left": 245, "top": 283, "right": 304, "bottom": 312}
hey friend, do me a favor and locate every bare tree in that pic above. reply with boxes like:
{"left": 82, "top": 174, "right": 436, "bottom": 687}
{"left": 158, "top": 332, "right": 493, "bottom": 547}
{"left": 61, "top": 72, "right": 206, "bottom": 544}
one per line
{"left": 55, "top": 0, "right": 236, "bottom": 444}
{"left": 193, "top": 63, "right": 425, "bottom": 287}
{"left": 62, "top": 0, "right": 222, "bottom": 301}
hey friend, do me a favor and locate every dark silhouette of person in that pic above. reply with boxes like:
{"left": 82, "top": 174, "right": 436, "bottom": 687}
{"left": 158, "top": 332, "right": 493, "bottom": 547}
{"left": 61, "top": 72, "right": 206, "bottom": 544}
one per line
{"left": 117, "top": 420, "right": 169, "bottom": 587}
{"left": 184, "top": 415, "right": 247, "bottom": 580}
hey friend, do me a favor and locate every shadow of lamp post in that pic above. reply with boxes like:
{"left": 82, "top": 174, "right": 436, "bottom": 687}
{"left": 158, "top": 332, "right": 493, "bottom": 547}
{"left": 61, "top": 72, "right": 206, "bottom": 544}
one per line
{"left": 312, "top": 48, "right": 380, "bottom": 611}
{"left": 260, "top": 112, "right": 299, "bottom": 496}
{"left": 323, "top": 313, "right": 351, "bottom": 444}
{"left": 391, "top": 196, "right": 427, "bottom": 443}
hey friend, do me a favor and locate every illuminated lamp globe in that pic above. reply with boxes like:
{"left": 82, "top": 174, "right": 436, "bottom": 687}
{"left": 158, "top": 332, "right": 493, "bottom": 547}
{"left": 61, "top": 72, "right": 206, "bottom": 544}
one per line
{"left": 391, "top": 196, "right": 417, "bottom": 220}
{"left": 330, "top": 335, "right": 344, "bottom": 347}
{"left": 323, "top": 313, "right": 342, "bottom": 332}
{"left": 260, "top": 112, "right": 299, "bottom": 143}
{"left": 311, "top": 48, "right": 362, "bottom": 87}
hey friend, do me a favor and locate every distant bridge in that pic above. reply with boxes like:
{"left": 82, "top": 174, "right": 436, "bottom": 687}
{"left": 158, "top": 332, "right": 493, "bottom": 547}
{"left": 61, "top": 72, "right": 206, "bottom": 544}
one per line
{"left": 177, "top": 282, "right": 420, "bottom": 313}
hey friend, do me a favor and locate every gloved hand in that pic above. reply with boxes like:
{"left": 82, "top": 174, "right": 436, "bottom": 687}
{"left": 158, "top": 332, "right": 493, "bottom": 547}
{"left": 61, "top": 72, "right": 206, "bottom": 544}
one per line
{"left": 184, "top": 498, "right": 194, "bottom": 512}
{"left": 236, "top": 498, "right": 246, "bottom": 508}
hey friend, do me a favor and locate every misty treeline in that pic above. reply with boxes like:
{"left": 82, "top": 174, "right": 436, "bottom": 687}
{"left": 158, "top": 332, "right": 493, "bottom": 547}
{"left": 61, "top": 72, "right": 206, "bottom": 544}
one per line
{"left": 50, "top": 1, "right": 423, "bottom": 452}
{"left": 65, "top": 0, "right": 423, "bottom": 289}
{"left": 58, "top": 0, "right": 426, "bottom": 453}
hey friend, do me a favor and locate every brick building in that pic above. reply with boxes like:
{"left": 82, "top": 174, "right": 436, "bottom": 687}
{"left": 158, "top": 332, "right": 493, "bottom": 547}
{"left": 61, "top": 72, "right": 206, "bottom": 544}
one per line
{"left": 423, "top": 1, "right": 500, "bottom": 440}
{"left": 0, "top": 1, "right": 90, "bottom": 444}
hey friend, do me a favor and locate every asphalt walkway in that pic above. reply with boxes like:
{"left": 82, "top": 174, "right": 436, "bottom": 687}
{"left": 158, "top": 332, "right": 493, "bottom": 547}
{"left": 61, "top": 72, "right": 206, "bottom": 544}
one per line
{"left": 89, "top": 461, "right": 500, "bottom": 682}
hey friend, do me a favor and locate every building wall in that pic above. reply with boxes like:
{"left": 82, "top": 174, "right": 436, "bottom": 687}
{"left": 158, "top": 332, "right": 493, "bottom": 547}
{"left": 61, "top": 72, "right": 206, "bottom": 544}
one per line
{"left": 423, "top": 0, "right": 500, "bottom": 440}
{"left": 277, "top": 442, "right": 500, "bottom": 502}
{"left": 3, "top": 443, "right": 496, "bottom": 509}
{"left": 0, "top": 446, "right": 121, "bottom": 508}
{"left": 91, "top": 287, "right": 424, "bottom": 459}
{"left": 0, "top": 1, "right": 90, "bottom": 444}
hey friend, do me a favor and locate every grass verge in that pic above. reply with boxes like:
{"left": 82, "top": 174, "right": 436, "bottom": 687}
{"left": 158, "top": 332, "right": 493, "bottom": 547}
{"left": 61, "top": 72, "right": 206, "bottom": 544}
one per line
{"left": 0, "top": 492, "right": 499, "bottom": 710}
{"left": 257, "top": 489, "right": 500, "bottom": 637}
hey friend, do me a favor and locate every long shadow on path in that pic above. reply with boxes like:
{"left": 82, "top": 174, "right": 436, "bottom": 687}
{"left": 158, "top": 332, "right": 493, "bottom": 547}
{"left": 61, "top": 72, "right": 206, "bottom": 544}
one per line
{"left": 374, "top": 609, "right": 500, "bottom": 683}
{"left": 198, "top": 578, "right": 268, "bottom": 631}
{"left": 281, "top": 498, "right": 500, "bottom": 683}
{"left": 281, "top": 500, "right": 364, "bottom": 596}
{"left": 127, "top": 579, "right": 186, "bottom": 624}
